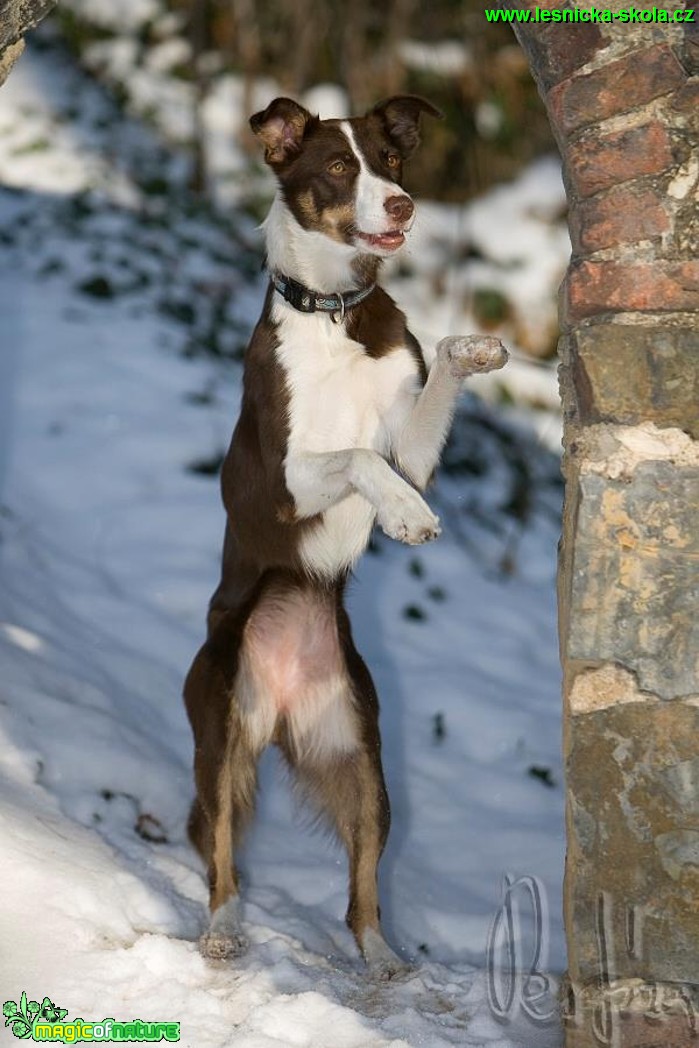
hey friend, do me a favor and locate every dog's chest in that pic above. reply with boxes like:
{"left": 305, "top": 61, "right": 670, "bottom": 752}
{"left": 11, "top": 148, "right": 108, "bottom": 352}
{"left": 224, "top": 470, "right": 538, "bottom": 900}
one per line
{"left": 276, "top": 308, "right": 420, "bottom": 456}
{"left": 274, "top": 304, "right": 421, "bottom": 577}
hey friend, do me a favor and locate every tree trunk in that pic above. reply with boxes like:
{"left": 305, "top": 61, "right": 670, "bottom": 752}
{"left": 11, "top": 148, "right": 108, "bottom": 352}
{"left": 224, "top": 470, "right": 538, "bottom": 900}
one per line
{"left": 507, "top": 11, "right": 699, "bottom": 1047}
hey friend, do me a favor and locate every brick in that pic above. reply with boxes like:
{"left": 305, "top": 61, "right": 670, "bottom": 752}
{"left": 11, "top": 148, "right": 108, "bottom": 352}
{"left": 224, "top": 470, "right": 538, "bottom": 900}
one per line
{"left": 671, "top": 80, "right": 699, "bottom": 134}
{"left": 571, "top": 325, "right": 699, "bottom": 438}
{"left": 0, "top": 34, "right": 21, "bottom": 86}
{"left": 0, "top": 0, "right": 55, "bottom": 86}
{"left": 675, "top": 6, "right": 699, "bottom": 75}
{"left": 566, "top": 1004, "right": 699, "bottom": 1048}
{"left": 568, "top": 122, "right": 675, "bottom": 197}
{"left": 675, "top": 198, "right": 699, "bottom": 259}
{"left": 514, "top": 21, "right": 605, "bottom": 93}
{"left": 564, "top": 700, "right": 699, "bottom": 977}
{"left": 0, "top": 0, "right": 54, "bottom": 50}
{"left": 548, "top": 44, "right": 686, "bottom": 136}
{"left": 569, "top": 184, "right": 670, "bottom": 254}
{"left": 564, "top": 260, "right": 699, "bottom": 321}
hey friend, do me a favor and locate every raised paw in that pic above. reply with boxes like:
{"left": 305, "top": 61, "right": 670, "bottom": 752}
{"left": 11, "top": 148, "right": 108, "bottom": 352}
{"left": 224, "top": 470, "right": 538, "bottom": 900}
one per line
{"left": 377, "top": 488, "right": 441, "bottom": 546}
{"left": 436, "top": 335, "right": 509, "bottom": 380}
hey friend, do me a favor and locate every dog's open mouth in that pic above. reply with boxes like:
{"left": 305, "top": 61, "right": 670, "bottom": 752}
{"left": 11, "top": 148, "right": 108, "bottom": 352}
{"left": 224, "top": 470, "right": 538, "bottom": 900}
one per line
{"left": 356, "top": 230, "right": 406, "bottom": 252}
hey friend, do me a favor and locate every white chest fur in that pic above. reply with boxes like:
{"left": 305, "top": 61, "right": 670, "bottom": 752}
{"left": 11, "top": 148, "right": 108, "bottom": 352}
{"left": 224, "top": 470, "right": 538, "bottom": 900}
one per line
{"left": 274, "top": 300, "right": 421, "bottom": 575}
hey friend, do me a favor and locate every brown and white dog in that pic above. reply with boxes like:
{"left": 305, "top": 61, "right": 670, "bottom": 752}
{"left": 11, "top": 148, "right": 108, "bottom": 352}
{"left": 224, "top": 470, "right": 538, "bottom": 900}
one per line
{"left": 183, "top": 95, "right": 508, "bottom": 976}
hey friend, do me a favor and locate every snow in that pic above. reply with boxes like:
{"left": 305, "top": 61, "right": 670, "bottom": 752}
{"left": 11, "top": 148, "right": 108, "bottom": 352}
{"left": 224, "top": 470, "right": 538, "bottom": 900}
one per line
{"left": 0, "top": 36, "right": 565, "bottom": 1048}
{"left": 302, "top": 84, "right": 350, "bottom": 121}
{"left": 61, "top": 0, "right": 161, "bottom": 34}
{"left": 398, "top": 41, "right": 473, "bottom": 77}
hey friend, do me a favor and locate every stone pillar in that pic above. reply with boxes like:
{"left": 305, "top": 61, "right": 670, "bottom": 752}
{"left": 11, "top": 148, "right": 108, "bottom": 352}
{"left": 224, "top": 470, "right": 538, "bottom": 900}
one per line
{"left": 507, "top": 12, "right": 699, "bottom": 1047}
{"left": 0, "top": 0, "right": 55, "bottom": 86}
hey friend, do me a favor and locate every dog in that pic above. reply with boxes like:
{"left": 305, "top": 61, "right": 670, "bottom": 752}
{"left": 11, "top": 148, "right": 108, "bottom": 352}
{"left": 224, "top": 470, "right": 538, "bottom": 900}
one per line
{"left": 183, "top": 94, "right": 508, "bottom": 976}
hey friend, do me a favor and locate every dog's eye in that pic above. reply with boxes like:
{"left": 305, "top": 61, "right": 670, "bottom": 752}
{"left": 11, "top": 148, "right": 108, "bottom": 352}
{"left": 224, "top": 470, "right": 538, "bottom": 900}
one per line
{"left": 328, "top": 160, "right": 346, "bottom": 175}
{"left": 386, "top": 153, "right": 400, "bottom": 169}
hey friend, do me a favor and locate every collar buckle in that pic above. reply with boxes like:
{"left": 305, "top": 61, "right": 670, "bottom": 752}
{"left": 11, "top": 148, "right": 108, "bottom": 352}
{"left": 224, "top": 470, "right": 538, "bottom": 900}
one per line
{"left": 284, "top": 278, "right": 316, "bottom": 313}
{"left": 270, "top": 270, "right": 374, "bottom": 320}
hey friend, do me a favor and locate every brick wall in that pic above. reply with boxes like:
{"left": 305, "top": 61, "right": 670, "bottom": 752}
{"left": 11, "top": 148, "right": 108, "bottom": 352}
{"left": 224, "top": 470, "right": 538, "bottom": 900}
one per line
{"left": 506, "top": 10, "right": 699, "bottom": 1047}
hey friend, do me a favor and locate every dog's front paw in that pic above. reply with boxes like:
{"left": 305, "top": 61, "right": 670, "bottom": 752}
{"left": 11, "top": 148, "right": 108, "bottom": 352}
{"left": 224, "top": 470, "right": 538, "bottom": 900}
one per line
{"left": 198, "top": 928, "right": 249, "bottom": 961}
{"left": 437, "top": 335, "right": 508, "bottom": 380}
{"left": 378, "top": 488, "right": 441, "bottom": 546}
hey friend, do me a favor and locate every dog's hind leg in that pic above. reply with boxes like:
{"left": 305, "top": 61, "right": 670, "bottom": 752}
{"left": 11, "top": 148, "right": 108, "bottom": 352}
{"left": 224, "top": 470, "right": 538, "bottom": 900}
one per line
{"left": 342, "top": 748, "right": 407, "bottom": 980}
{"left": 184, "top": 642, "right": 258, "bottom": 960}
{"left": 284, "top": 730, "right": 406, "bottom": 978}
{"left": 279, "top": 625, "right": 407, "bottom": 979}
{"left": 342, "top": 648, "right": 409, "bottom": 980}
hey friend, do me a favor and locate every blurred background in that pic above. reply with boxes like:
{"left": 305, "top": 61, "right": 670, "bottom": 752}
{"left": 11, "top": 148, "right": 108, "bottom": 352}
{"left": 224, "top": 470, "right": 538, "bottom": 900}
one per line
{"left": 51, "top": 0, "right": 569, "bottom": 392}
{"left": 58, "top": 0, "right": 556, "bottom": 200}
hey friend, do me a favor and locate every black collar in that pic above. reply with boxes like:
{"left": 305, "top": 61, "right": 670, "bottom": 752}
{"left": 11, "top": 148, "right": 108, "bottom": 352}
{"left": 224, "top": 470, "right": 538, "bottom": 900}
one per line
{"left": 270, "top": 271, "right": 375, "bottom": 322}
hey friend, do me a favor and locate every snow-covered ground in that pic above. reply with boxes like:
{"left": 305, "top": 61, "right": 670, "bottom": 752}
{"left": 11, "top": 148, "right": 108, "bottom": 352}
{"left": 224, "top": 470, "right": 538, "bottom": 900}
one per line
{"left": 1, "top": 37, "right": 565, "bottom": 1048}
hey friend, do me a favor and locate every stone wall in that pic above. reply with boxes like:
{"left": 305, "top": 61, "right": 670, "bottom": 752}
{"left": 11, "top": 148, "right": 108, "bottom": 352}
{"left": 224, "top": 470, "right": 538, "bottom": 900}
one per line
{"left": 0, "top": 0, "right": 55, "bottom": 86}
{"left": 507, "top": 10, "right": 699, "bottom": 1048}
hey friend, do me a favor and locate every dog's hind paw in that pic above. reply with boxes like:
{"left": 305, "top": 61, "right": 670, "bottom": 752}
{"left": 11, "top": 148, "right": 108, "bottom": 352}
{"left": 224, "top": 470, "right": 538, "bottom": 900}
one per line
{"left": 437, "top": 335, "right": 509, "bottom": 379}
{"left": 199, "top": 896, "right": 249, "bottom": 961}
{"left": 362, "top": 928, "right": 412, "bottom": 982}
{"left": 199, "top": 928, "right": 249, "bottom": 961}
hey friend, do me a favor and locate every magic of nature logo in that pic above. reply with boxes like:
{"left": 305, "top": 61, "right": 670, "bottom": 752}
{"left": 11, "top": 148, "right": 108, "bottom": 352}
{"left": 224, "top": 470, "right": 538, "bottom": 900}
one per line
{"left": 3, "top": 992, "right": 180, "bottom": 1043}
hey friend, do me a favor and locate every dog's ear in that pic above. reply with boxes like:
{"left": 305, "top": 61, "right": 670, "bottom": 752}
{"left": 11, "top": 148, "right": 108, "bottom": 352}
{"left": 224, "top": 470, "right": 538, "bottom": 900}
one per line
{"left": 369, "top": 96, "right": 443, "bottom": 159}
{"left": 250, "top": 97, "right": 317, "bottom": 165}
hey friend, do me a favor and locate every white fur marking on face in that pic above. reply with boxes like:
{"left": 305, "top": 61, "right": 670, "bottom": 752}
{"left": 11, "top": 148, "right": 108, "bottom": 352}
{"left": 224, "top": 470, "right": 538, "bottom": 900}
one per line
{"left": 341, "top": 121, "right": 408, "bottom": 236}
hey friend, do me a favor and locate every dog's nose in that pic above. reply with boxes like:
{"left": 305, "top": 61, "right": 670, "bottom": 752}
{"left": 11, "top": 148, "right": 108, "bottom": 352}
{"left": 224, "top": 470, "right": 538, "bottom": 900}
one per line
{"left": 384, "top": 195, "right": 414, "bottom": 224}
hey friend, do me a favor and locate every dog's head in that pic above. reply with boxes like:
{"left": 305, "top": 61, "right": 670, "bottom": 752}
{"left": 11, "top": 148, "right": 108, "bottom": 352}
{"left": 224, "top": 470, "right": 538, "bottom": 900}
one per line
{"left": 250, "top": 96, "right": 441, "bottom": 258}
